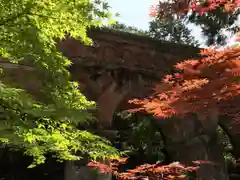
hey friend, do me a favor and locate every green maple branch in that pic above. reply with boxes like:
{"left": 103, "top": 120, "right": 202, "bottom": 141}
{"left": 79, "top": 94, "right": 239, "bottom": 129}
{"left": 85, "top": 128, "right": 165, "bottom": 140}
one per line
{"left": 0, "top": 2, "right": 35, "bottom": 26}
{"left": 0, "top": 11, "right": 30, "bottom": 26}
{"left": 0, "top": 2, "right": 60, "bottom": 27}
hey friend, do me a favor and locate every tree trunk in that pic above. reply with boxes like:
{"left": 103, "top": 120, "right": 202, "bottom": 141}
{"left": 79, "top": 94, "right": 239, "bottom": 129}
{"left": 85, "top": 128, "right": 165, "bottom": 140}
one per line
{"left": 156, "top": 114, "right": 228, "bottom": 180}
{"left": 219, "top": 115, "right": 240, "bottom": 160}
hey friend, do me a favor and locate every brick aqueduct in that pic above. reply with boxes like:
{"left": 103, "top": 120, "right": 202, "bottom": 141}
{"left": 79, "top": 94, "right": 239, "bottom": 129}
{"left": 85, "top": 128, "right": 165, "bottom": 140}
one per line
{"left": 2, "top": 28, "right": 240, "bottom": 179}
{"left": 0, "top": 28, "right": 200, "bottom": 128}
{"left": 0, "top": 27, "right": 200, "bottom": 130}
{"left": 59, "top": 28, "right": 200, "bottom": 128}
{"left": 2, "top": 29, "right": 199, "bottom": 127}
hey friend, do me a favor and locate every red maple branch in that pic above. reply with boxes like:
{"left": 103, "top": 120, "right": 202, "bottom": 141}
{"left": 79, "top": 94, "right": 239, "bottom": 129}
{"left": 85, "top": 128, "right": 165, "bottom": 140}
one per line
{"left": 150, "top": 0, "right": 240, "bottom": 18}
{"left": 88, "top": 158, "right": 199, "bottom": 180}
{"left": 128, "top": 45, "right": 240, "bottom": 119}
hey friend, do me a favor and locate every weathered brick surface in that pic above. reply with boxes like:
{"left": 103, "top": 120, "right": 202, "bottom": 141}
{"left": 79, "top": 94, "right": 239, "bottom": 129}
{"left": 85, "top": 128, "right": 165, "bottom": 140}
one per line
{"left": 59, "top": 28, "right": 201, "bottom": 79}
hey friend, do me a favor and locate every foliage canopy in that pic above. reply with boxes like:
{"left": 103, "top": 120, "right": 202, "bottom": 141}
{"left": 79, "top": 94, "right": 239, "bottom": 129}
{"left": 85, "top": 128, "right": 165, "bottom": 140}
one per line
{"left": 129, "top": 45, "right": 240, "bottom": 118}
{"left": 0, "top": 0, "right": 119, "bottom": 167}
{"left": 149, "top": 16, "right": 199, "bottom": 47}
{"left": 150, "top": 0, "right": 240, "bottom": 46}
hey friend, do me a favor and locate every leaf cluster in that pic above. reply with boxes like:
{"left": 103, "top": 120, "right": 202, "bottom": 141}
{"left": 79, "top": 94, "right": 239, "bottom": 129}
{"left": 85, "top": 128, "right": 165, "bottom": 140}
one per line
{"left": 88, "top": 159, "right": 199, "bottom": 180}
{"left": 0, "top": 0, "right": 119, "bottom": 167}
{"left": 114, "top": 113, "right": 164, "bottom": 159}
{"left": 150, "top": 0, "right": 240, "bottom": 46}
{"left": 108, "top": 22, "right": 149, "bottom": 36}
{"left": 128, "top": 44, "right": 240, "bottom": 118}
{"left": 149, "top": 16, "right": 199, "bottom": 47}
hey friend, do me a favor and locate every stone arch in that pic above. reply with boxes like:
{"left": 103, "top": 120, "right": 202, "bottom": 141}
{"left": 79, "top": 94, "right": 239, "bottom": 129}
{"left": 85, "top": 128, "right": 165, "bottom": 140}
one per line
{"left": 96, "top": 80, "right": 130, "bottom": 129}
